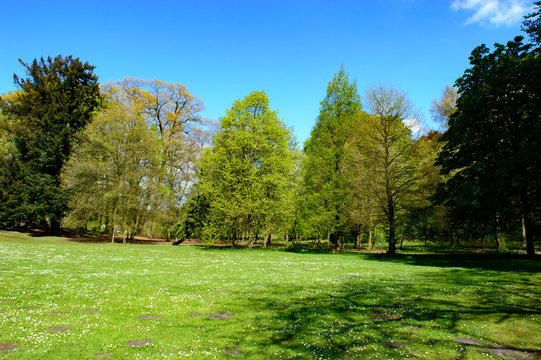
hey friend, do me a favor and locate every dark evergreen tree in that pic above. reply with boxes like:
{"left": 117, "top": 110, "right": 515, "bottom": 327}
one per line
{"left": 436, "top": 37, "right": 540, "bottom": 256}
{"left": 523, "top": 1, "right": 541, "bottom": 46}
{"left": 0, "top": 56, "right": 102, "bottom": 231}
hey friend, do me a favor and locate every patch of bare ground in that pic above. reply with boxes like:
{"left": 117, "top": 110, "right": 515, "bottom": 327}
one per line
{"left": 96, "top": 352, "right": 113, "bottom": 358}
{"left": 48, "top": 326, "right": 70, "bottom": 332}
{"left": 208, "top": 313, "right": 234, "bottom": 319}
{"left": 0, "top": 343, "right": 18, "bottom": 351}
{"left": 125, "top": 340, "right": 154, "bottom": 347}
{"left": 138, "top": 315, "right": 161, "bottom": 319}
{"left": 453, "top": 338, "right": 541, "bottom": 360}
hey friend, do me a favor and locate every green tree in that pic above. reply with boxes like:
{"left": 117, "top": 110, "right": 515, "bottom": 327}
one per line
{"left": 199, "top": 91, "right": 295, "bottom": 246}
{"left": 61, "top": 98, "right": 159, "bottom": 240}
{"left": 523, "top": 1, "right": 541, "bottom": 46}
{"left": 436, "top": 37, "right": 540, "bottom": 256}
{"left": 0, "top": 56, "right": 102, "bottom": 231}
{"left": 350, "top": 85, "right": 419, "bottom": 254}
{"left": 429, "top": 85, "right": 458, "bottom": 131}
{"left": 303, "top": 66, "right": 362, "bottom": 251}
{"left": 103, "top": 79, "right": 208, "bottom": 237}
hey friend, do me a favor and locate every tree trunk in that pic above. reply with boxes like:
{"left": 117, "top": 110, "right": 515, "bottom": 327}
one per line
{"left": 248, "top": 227, "right": 254, "bottom": 248}
{"left": 522, "top": 194, "right": 535, "bottom": 257}
{"left": 327, "top": 229, "right": 331, "bottom": 248}
{"left": 263, "top": 233, "right": 271, "bottom": 248}
{"left": 522, "top": 215, "right": 527, "bottom": 248}
{"left": 329, "top": 231, "right": 342, "bottom": 252}
{"left": 387, "top": 205, "right": 396, "bottom": 255}
{"left": 495, "top": 232, "right": 505, "bottom": 249}
{"left": 367, "top": 228, "right": 373, "bottom": 250}
{"left": 355, "top": 230, "right": 363, "bottom": 249}
{"left": 422, "top": 210, "right": 428, "bottom": 246}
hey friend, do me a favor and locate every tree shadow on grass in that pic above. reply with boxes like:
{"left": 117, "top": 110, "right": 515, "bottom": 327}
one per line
{"left": 361, "top": 253, "right": 541, "bottom": 273}
{"left": 220, "top": 268, "right": 541, "bottom": 359}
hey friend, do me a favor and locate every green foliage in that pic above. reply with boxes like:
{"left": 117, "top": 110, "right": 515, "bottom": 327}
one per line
{"left": 61, "top": 98, "right": 160, "bottom": 238}
{"left": 102, "top": 79, "right": 209, "bottom": 232}
{"left": 170, "top": 194, "right": 210, "bottom": 241}
{"left": 303, "top": 66, "right": 362, "bottom": 250}
{"left": 0, "top": 56, "right": 102, "bottom": 231}
{"left": 199, "top": 91, "right": 295, "bottom": 246}
{"left": 436, "top": 37, "right": 541, "bottom": 256}
{"left": 347, "top": 85, "right": 419, "bottom": 254}
{"left": 522, "top": 1, "right": 541, "bottom": 46}
{"left": 429, "top": 85, "right": 458, "bottom": 131}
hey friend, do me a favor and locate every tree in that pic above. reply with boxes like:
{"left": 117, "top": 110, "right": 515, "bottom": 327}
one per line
{"left": 199, "top": 91, "right": 295, "bottom": 246}
{"left": 522, "top": 1, "right": 541, "bottom": 46}
{"left": 351, "top": 84, "right": 419, "bottom": 255}
{"left": 429, "top": 85, "right": 458, "bottom": 131}
{"left": 405, "top": 131, "right": 450, "bottom": 247}
{"left": 436, "top": 37, "right": 540, "bottom": 256}
{"left": 102, "top": 79, "right": 209, "bottom": 237}
{"left": 0, "top": 56, "right": 102, "bottom": 231}
{"left": 303, "top": 66, "right": 362, "bottom": 251}
{"left": 61, "top": 98, "right": 159, "bottom": 240}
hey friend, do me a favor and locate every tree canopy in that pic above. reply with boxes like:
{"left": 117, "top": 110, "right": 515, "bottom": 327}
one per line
{"left": 0, "top": 56, "right": 102, "bottom": 231}
{"left": 436, "top": 36, "right": 541, "bottom": 256}
{"left": 199, "top": 91, "right": 295, "bottom": 246}
{"left": 303, "top": 66, "right": 362, "bottom": 251}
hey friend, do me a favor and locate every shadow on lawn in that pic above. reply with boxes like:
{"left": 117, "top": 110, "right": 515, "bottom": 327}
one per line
{"left": 228, "top": 268, "right": 540, "bottom": 359}
{"left": 361, "top": 253, "right": 541, "bottom": 273}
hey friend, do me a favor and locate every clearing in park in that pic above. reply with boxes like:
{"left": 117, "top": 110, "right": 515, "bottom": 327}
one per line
{"left": 0, "top": 231, "right": 539, "bottom": 359}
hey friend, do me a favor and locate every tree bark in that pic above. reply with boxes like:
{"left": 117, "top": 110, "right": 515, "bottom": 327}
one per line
{"left": 248, "top": 227, "right": 254, "bottom": 248}
{"left": 522, "top": 194, "right": 535, "bottom": 257}
{"left": 387, "top": 204, "right": 396, "bottom": 255}
{"left": 263, "top": 233, "right": 272, "bottom": 248}
{"left": 355, "top": 230, "right": 363, "bottom": 249}
{"left": 522, "top": 215, "right": 527, "bottom": 248}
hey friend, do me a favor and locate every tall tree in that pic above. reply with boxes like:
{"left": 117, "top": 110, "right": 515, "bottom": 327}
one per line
{"left": 436, "top": 37, "right": 540, "bottom": 256}
{"left": 351, "top": 85, "right": 419, "bottom": 254}
{"left": 103, "top": 79, "right": 208, "bottom": 236}
{"left": 199, "top": 91, "right": 295, "bottom": 246}
{"left": 0, "top": 56, "right": 102, "bottom": 231}
{"left": 429, "top": 85, "right": 458, "bottom": 131}
{"left": 61, "top": 99, "right": 159, "bottom": 240}
{"left": 303, "top": 66, "right": 362, "bottom": 251}
{"left": 522, "top": 1, "right": 541, "bottom": 46}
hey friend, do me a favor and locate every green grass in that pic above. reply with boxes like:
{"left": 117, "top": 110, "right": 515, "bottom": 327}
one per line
{"left": 0, "top": 231, "right": 539, "bottom": 359}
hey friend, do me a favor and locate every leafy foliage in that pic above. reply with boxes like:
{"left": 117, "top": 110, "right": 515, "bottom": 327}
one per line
{"left": 522, "top": 1, "right": 541, "bottom": 46}
{"left": 436, "top": 36, "right": 541, "bottom": 256}
{"left": 303, "top": 66, "right": 362, "bottom": 250}
{"left": 0, "top": 56, "right": 102, "bottom": 230}
{"left": 61, "top": 98, "right": 159, "bottom": 238}
{"left": 199, "top": 91, "right": 295, "bottom": 246}
{"left": 348, "top": 85, "right": 419, "bottom": 254}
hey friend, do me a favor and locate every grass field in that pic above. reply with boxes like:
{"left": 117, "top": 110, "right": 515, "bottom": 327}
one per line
{"left": 0, "top": 231, "right": 540, "bottom": 359}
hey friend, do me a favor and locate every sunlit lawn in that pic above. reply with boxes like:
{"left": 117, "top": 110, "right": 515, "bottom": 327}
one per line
{"left": 0, "top": 231, "right": 539, "bottom": 359}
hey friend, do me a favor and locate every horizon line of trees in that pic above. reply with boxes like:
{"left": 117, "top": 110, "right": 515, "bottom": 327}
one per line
{"left": 1, "top": 3, "right": 540, "bottom": 256}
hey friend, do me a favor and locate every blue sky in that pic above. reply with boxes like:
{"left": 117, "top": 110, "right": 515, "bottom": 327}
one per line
{"left": 0, "top": 0, "right": 533, "bottom": 143}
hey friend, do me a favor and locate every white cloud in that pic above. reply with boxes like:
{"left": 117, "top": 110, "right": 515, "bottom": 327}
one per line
{"left": 403, "top": 118, "right": 423, "bottom": 135}
{"left": 451, "top": 0, "right": 530, "bottom": 26}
